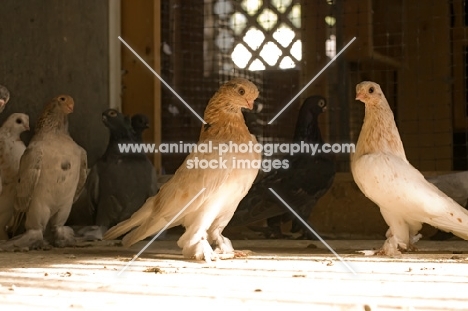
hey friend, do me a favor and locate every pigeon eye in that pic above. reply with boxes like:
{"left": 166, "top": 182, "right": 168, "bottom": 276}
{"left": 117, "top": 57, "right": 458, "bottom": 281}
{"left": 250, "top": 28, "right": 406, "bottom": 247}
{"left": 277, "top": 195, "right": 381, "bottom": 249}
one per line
{"left": 318, "top": 100, "right": 325, "bottom": 107}
{"left": 238, "top": 88, "right": 245, "bottom": 95}
{"left": 109, "top": 110, "right": 117, "bottom": 117}
{"left": 59, "top": 96, "right": 66, "bottom": 102}
{"left": 369, "top": 87, "right": 374, "bottom": 94}
{"left": 16, "top": 118, "right": 22, "bottom": 124}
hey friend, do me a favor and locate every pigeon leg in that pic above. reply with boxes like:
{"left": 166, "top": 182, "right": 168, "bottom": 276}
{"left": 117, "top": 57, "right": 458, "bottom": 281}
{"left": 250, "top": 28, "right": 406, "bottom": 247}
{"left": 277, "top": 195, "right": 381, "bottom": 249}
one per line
{"left": 178, "top": 208, "right": 222, "bottom": 262}
{"left": 49, "top": 203, "right": 76, "bottom": 247}
{"left": 0, "top": 229, "right": 45, "bottom": 251}
{"left": 95, "top": 196, "right": 124, "bottom": 230}
{"left": 295, "top": 229, "right": 318, "bottom": 240}
{"left": 75, "top": 225, "right": 107, "bottom": 241}
{"left": 266, "top": 216, "right": 288, "bottom": 239}
{"left": 178, "top": 228, "right": 218, "bottom": 262}
{"left": 291, "top": 218, "right": 320, "bottom": 240}
{"left": 379, "top": 209, "right": 411, "bottom": 256}
{"left": 0, "top": 201, "right": 13, "bottom": 240}
{"left": 213, "top": 233, "right": 234, "bottom": 253}
{"left": 52, "top": 226, "right": 75, "bottom": 247}
{"left": 208, "top": 226, "right": 234, "bottom": 254}
{"left": 211, "top": 232, "right": 249, "bottom": 259}
{"left": 0, "top": 201, "right": 50, "bottom": 251}
{"left": 408, "top": 222, "right": 423, "bottom": 251}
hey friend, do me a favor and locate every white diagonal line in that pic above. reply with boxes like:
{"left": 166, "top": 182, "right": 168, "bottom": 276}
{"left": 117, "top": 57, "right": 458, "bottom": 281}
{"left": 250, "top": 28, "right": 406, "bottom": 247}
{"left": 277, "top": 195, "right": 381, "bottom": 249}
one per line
{"left": 268, "top": 36, "right": 357, "bottom": 124}
{"left": 268, "top": 188, "right": 357, "bottom": 275}
{"left": 118, "top": 36, "right": 207, "bottom": 125}
{"left": 117, "top": 187, "right": 206, "bottom": 276}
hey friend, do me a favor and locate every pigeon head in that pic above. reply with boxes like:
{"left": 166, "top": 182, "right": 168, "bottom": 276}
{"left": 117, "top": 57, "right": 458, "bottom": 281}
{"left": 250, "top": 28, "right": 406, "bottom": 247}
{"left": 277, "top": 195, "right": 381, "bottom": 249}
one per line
{"left": 293, "top": 95, "right": 327, "bottom": 143}
{"left": 53, "top": 95, "right": 74, "bottom": 114}
{"left": 213, "top": 78, "right": 259, "bottom": 111}
{"left": 42, "top": 95, "right": 74, "bottom": 115}
{"left": 36, "top": 95, "right": 74, "bottom": 133}
{"left": 355, "top": 81, "right": 385, "bottom": 107}
{"left": 0, "top": 85, "right": 10, "bottom": 113}
{"left": 302, "top": 95, "right": 327, "bottom": 116}
{"left": 2, "top": 113, "right": 29, "bottom": 134}
{"left": 131, "top": 113, "right": 150, "bottom": 142}
{"left": 101, "top": 109, "right": 135, "bottom": 140}
{"left": 131, "top": 114, "right": 150, "bottom": 132}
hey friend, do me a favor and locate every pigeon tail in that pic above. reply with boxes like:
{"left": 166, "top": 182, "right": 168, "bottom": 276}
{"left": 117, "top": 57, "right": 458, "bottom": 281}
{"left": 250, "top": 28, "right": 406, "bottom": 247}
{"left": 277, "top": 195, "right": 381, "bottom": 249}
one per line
{"left": 103, "top": 197, "right": 155, "bottom": 241}
{"left": 120, "top": 217, "right": 168, "bottom": 247}
{"left": 425, "top": 196, "right": 468, "bottom": 240}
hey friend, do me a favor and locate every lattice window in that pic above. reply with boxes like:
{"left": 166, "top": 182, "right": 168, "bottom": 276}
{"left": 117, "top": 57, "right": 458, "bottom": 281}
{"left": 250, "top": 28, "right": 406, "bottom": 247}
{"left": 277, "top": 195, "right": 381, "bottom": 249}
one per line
{"left": 209, "top": 0, "right": 302, "bottom": 73}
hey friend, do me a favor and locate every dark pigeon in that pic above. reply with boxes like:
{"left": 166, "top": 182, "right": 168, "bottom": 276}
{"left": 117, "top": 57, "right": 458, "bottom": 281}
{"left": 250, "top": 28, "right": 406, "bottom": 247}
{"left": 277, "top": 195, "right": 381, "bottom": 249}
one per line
{"left": 131, "top": 113, "right": 150, "bottom": 142}
{"left": 229, "top": 95, "right": 336, "bottom": 239}
{"left": 69, "top": 109, "right": 159, "bottom": 240}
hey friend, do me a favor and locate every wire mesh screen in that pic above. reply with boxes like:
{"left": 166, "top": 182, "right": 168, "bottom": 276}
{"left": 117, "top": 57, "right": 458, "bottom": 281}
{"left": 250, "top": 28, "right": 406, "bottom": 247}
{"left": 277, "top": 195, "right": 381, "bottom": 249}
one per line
{"left": 158, "top": 0, "right": 468, "bottom": 174}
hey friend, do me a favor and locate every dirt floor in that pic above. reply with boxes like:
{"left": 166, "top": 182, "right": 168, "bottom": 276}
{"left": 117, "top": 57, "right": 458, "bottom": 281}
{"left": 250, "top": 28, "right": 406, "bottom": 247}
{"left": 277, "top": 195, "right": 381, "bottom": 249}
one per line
{"left": 1, "top": 237, "right": 468, "bottom": 310}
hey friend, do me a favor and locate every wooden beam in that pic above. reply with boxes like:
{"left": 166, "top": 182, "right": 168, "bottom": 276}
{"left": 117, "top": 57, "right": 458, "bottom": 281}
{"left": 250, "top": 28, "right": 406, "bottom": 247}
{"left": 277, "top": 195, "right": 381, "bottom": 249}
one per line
{"left": 109, "top": 0, "right": 121, "bottom": 111}
{"left": 153, "top": 0, "right": 162, "bottom": 173}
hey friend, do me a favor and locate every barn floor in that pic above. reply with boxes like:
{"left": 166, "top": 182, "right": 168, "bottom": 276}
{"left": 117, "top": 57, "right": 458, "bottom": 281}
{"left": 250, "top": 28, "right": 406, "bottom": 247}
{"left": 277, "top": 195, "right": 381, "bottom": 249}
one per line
{"left": 0, "top": 238, "right": 467, "bottom": 310}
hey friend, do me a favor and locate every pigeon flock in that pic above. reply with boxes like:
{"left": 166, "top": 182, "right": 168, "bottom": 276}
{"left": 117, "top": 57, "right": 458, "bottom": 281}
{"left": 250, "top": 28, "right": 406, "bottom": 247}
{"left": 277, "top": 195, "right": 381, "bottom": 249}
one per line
{"left": 0, "top": 78, "right": 467, "bottom": 260}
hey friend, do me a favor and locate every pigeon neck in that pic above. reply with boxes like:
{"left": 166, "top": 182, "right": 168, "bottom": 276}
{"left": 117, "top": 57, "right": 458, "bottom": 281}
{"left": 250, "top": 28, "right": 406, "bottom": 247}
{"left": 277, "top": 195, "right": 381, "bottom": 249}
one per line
{"left": 201, "top": 99, "right": 252, "bottom": 142}
{"left": 205, "top": 93, "right": 243, "bottom": 117}
{"left": 355, "top": 102, "right": 406, "bottom": 160}
{"left": 107, "top": 131, "right": 133, "bottom": 150}
{"left": 106, "top": 129, "right": 134, "bottom": 156}
{"left": 1, "top": 128, "right": 19, "bottom": 139}
{"left": 293, "top": 113, "right": 323, "bottom": 144}
{"left": 132, "top": 130, "right": 144, "bottom": 143}
{"left": 35, "top": 111, "right": 69, "bottom": 134}
{"left": 110, "top": 129, "right": 133, "bottom": 141}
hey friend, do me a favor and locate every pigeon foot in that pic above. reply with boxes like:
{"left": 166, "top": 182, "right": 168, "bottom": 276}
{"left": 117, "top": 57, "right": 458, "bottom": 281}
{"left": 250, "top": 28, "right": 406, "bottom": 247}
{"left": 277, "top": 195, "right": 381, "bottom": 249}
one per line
{"left": 0, "top": 229, "right": 47, "bottom": 251}
{"left": 53, "top": 226, "right": 76, "bottom": 247}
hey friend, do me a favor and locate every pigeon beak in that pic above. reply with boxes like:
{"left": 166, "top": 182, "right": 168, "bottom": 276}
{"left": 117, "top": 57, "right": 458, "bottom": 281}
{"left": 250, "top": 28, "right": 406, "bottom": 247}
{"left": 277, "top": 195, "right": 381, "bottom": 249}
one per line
{"left": 66, "top": 103, "right": 74, "bottom": 113}
{"left": 355, "top": 91, "right": 365, "bottom": 102}
{"left": 0, "top": 100, "right": 5, "bottom": 112}
{"left": 322, "top": 106, "right": 327, "bottom": 112}
{"left": 24, "top": 124, "right": 30, "bottom": 131}
{"left": 246, "top": 99, "right": 254, "bottom": 110}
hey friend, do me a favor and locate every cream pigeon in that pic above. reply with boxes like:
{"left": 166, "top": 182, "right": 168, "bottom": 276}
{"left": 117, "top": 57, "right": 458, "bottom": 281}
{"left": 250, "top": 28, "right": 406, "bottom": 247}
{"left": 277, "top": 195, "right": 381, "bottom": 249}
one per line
{"left": 0, "top": 113, "right": 29, "bottom": 240}
{"left": 351, "top": 81, "right": 468, "bottom": 256}
{"left": 104, "top": 78, "right": 261, "bottom": 262}
{"left": 0, "top": 85, "right": 12, "bottom": 195}
{"left": 0, "top": 95, "right": 88, "bottom": 251}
